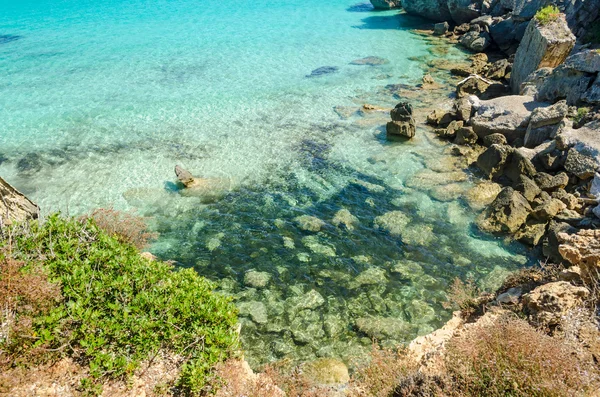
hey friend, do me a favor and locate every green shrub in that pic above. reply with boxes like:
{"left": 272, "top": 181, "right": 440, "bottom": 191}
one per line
{"left": 1, "top": 215, "right": 239, "bottom": 395}
{"left": 535, "top": 5, "right": 560, "bottom": 25}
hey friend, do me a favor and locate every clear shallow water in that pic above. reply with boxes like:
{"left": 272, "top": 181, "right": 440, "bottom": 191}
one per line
{"left": 1, "top": 0, "right": 532, "bottom": 366}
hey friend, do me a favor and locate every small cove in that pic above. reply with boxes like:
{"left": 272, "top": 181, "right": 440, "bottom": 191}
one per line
{"left": 0, "top": 0, "right": 534, "bottom": 367}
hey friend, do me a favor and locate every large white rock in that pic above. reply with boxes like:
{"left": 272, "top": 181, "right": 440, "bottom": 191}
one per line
{"left": 510, "top": 15, "right": 575, "bottom": 94}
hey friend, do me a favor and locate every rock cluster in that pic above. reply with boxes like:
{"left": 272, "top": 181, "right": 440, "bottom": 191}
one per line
{"left": 386, "top": 101, "right": 416, "bottom": 139}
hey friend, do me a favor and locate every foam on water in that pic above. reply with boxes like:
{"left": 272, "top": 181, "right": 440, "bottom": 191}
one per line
{"left": 1, "top": 0, "right": 533, "bottom": 366}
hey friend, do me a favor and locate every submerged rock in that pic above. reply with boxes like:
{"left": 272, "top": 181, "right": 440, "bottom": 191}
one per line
{"left": 244, "top": 270, "right": 271, "bottom": 289}
{"left": 306, "top": 66, "right": 339, "bottom": 78}
{"left": 332, "top": 208, "right": 359, "bottom": 231}
{"left": 355, "top": 316, "right": 415, "bottom": 340}
{"left": 238, "top": 301, "right": 269, "bottom": 324}
{"left": 374, "top": 211, "right": 410, "bottom": 236}
{"left": 350, "top": 56, "right": 389, "bottom": 65}
{"left": 303, "top": 358, "right": 349, "bottom": 385}
{"left": 465, "top": 181, "right": 502, "bottom": 210}
{"left": 294, "top": 215, "right": 326, "bottom": 232}
{"left": 350, "top": 267, "right": 388, "bottom": 289}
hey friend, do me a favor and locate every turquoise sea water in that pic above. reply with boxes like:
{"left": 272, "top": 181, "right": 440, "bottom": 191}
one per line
{"left": 1, "top": 0, "right": 532, "bottom": 366}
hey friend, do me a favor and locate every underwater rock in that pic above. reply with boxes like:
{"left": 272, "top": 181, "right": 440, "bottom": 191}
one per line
{"left": 370, "top": 0, "right": 401, "bottom": 9}
{"left": 174, "top": 165, "right": 231, "bottom": 200}
{"left": 288, "top": 289, "right": 326, "bottom": 313}
{"left": 294, "top": 215, "right": 326, "bottom": 232}
{"left": 406, "top": 169, "right": 468, "bottom": 190}
{"left": 405, "top": 300, "right": 436, "bottom": 324}
{"left": 0, "top": 34, "right": 22, "bottom": 45}
{"left": 290, "top": 309, "right": 325, "bottom": 343}
{"left": 374, "top": 211, "right": 410, "bottom": 236}
{"left": 349, "top": 267, "right": 388, "bottom": 289}
{"left": 238, "top": 301, "right": 269, "bottom": 324}
{"left": 479, "top": 265, "right": 513, "bottom": 292}
{"left": 400, "top": 224, "right": 434, "bottom": 246}
{"left": 244, "top": 270, "right": 271, "bottom": 289}
{"left": 16, "top": 153, "right": 43, "bottom": 174}
{"left": 350, "top": 56, "right": 389, "bottom": 65}
{"left": 332, "top": 208, "right": 359, "bottom": 231}
{"left": 355, "top": 316, "right": 414, "bottom": 340}
{"left": 283, "top": 236, "right": 295, "bottom": 249}
{"left": 323, "top": 314, "right": 346, "bottom": 338}
{"left": 352, "top": 179, "right": 385, "bottom": 193}
{"left": 306, "top": 66, "right": 339, "bottom": 78}
{"left": 303, "top": 358, "right": 350, "bottom": 385}
{"left": 390, "top": 260, "right": 424, "bottom": 279}
{"left": 333, "top": 105, "right": 359, "bottom": 119}
{"left": 302, "top": 235, "right": 336, "bottom": 256}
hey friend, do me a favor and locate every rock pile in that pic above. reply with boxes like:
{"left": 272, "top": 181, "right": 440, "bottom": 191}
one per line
{"left": 386, "top": 101, "right": 416, "bottom": 139}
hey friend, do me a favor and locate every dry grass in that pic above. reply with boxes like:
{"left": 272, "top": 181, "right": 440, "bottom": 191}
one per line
{"left": 442, "top": 277, "right": 483, "bottom": 317}
{"left": 445, "top": 314, "right": 600, "bottom": 397}
{"left": 80, "top": 208, "right": 158, "bottom": 250}
{"left": 348, "top": 345, "right": 420, "bottom": 397}
{"left": 0, "top": 250, "right": 63, "bottom": 371}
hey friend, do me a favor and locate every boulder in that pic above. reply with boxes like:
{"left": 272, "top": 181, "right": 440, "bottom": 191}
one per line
{"left": 485, "top": 59, "right": 511, "bottom": 80}
{"left": 465, "top": 181, "right": 503, "bottom": 210}
{"left": 455, "top": 96, "right": 473, "bottom": 121}
{"left": 510, "top": 16, "right": 576, "bottom": 94}
{"left": 0, "top": 176, "right": 39, "bottom": 226}
{"left": 471, "top": 95, "right": 548, "bottom": 143}
{"left": 244, "top": 270, "right": 271, "bottom": 289}
{"left": 514, "top": 175, "right": 541, "bottom": 202}
{"left": 477, "top": 187, "right": 532, "bottom": 233}
{"left": 534, "top": 172, "right": 569, "bottom": 191}
{"left": 374, "top": 211, "right": 411, "bottom": 236}
{"left": 523, "top": 281, "right": 589, "bottom": 327}
{"left": 456, "top": 75, "right": 508, "bottom": 99}
{"left": 454, "top": 126, "right": 478, "bottom": 145}
{"left": 387, "top": 101, "right": 416, "bottom": 139}
{"left": 542, "top": 221, "right": 578, "bottom": 263}
{"left": 535, "top": 64, "right": 594, "bottom": 105}
{"left": 476, "top": 144, "right": 514, "bottom": 179}
{"left": 490, "top": 16, "right": 528, "bottom": 53}
{"left": 427, "top": 109, "right": 456, "bottom": 127}
{"left": 503, "top": 150, "right": 537, "bottom": 183}
{"left": 433, "top": 21, "right": 450, "bottom": 36}
{"left": 514, "top": 220, "right": 547, "bottom": 246}
{"left": 447, "top": 0, "right": 481, "bottom": 24}
{"left": 440, "top": 120, "right": 464, "bottom": 139}
{"left": 564, "top": 0, "right": 600, "bottom": 37}
{"left": 370, "top": 0, "right": 402, "bottom": 9}
{"left": 582, "top": 76, "right": 600, "bottom": 105}
{"left": 482, "top": 133, "right": 507, "bottom": 147}
{"left": 523, "top": 100, "right": 568, "bottom": 148}
{"left": 558, "top": 228, "right": 600, "bottom": 283}
{"left": 531, "top": 198, "right": 567, "bottom": 221}
{"left": 564, "top": 148, "right": 598, "bottom": 180}
{"left": 459, "top": 31, "right": 492, "bottom": 52}
{"left": 400, "top": 0, "right": 452, "bottom": 21}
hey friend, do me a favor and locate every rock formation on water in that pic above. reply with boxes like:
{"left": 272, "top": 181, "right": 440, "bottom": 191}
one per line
{"left": 370, "top": 0, "right": 402, "bottom": 9}
{"left": 0, "top": 176, "right": 39, "bottom": 227}
{"left": 386, "top": 101, "right": 416, "bottom": 139}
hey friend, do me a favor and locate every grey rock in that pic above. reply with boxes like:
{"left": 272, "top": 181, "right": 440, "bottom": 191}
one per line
{"left": 503, "top": 150, "right": 537, "bottom": 183}
{"left": 562, "top": 49, "right": 600, "bottom": 74}
{"left": 460, "top": 31, "right": 492, "bottom": 52}
{"left": 390, "top": 101, "right": 413, "bottom": 121}
{"left": 486, "top": 59, "right": 511, "bottom": 80}
{"left": 455, "top": 96, "right": 473, "bottom": 121}
{"left": 290, "top": 309, "right": 324, "bottom": 343}
{"left": 583, "top": 76, "right": 600, "bottom": 105}
{"left": 564, "top": 148, "right": 598, "bottom": 180}
{"left": 535, "top": 62, "right": 594, "bottom": 105}
{"left": 355, "top": 316, "right": 414, "bottom": 340}
{"left": 511, "top": 17, "right": 576, "bottom": 94}
{"left": 433, "top": 21, "right": 450, "bottom": 35}
{"left": 471, "top": 95, "right": 549, "bottom": 143}
{"left": 523, "top": 100, "right": 568, "bottom": 148}
{"left": 497, "top": 287, "right": 523, "bottom": 304}
{"left": 448, "top": 0, "right": 481, "bottom": 24}
{"left": 238, "top": 301, "right": 268, "bottom": 324}
{"left": 401, "top": 0, "right": 452, "bottom": 21}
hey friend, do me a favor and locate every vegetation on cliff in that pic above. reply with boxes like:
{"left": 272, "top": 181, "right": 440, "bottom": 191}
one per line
{"left": 0, "top": 214, "right": 239, "bottom": 395}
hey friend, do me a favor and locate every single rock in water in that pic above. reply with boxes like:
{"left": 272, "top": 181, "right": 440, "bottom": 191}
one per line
{"left": 303, "top": 358, "right": 350, "bottom": 385}
{"left": 0, "top": 34, "right": 22, "bottom": 45}
{"left": 350, "top": 267, "right": 388, "bottom": 289}
{"left": 283, "top": 236, "right": 295, "bottom": 249}
{"left": 294, "top": 214, "right": 326, "bottom": 232}
{"left": 238, "top": 301, "right": 269, "bottom": 325}
{"left": 350, "top": 56, "right": 389, "bottom": 66}
{"left": 16, "top": 153, "right": 43, "bottom": 174}
{"left": 433, "top": 22, "right": 449, "bottom": 36}
{"left": 374, "top": 211, "right": 410, "bottom": 236}
{"left": 387, "top": 101, "right": 416, "bottom": 139}
{"left": 290, "top": 309, "right": 325, "bottom": 344}
{"left": 306, "top": 66, "right": 338, "bottom": 78}
{"left": 244, "top": 270, "right": 271, "bottom": 289}
{"left": 400, "top": 224, "right": 434, "bottom": 246}
{"left": 174, "top": 165, "right": 232, "bottom": 200}
{"left": 479, "top": 265, "right": 513, "bottom": 292}
{"left": 332, "top": 208, "right": 359, "bottom": 231}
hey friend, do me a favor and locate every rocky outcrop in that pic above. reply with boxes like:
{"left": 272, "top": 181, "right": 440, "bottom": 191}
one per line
{"left": 471, "top": 95, "right": 548, "bottom": 143}
{"left": 523, "top": 281, "right": 589, "bottom": 327}
{"left": 387, "top": 102, "right": 416, "bottom": 139}
{"left": 447, "top": 0, "right": 481, "bottom": 24}
{"left": 0, "top": 176, "right": 39, "bottom": 227}
{"left": 523, "top": 100, "right": 568, "bottom": 148}
{"left": 401, "top": 0, "right": 452, "bottom": 21}
{"left": 558, "top": 229, "right": 600, "bottom": 283}
{"left": 510, "top": 16, "right": 575, "bottom": 94}
{"left": 370, "top": 0, "right": 402, "bottom": 9}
